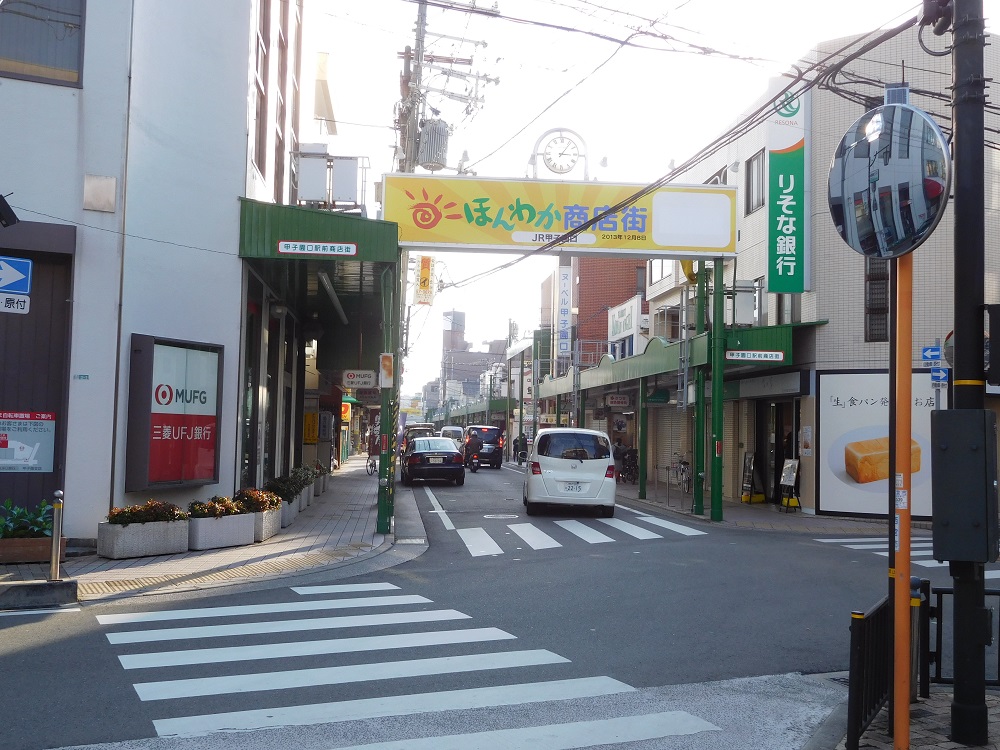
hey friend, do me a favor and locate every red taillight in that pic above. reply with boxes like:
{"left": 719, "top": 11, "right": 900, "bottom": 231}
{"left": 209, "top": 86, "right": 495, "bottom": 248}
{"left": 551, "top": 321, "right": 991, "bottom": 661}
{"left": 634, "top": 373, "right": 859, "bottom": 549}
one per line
{"left": 499, "top": 436, "right": 504, "bottom": 448}
{"left": 407, "top": 455, "right": 422, "bottom": 465}
{"left": 530, "top": 461, "right": 541, "bottom": 475}
{"left": 451, "top": 454, "right": 463, "bottom": 464}
{"left": 605, "top": 465, "right": 616, "bottom": 478}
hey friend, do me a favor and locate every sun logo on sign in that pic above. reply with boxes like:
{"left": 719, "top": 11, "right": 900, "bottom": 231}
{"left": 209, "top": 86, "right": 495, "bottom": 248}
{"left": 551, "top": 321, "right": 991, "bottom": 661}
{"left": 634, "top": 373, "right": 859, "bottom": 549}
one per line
{"left": 404, "top": 188, "right": 462, "bottom": 230}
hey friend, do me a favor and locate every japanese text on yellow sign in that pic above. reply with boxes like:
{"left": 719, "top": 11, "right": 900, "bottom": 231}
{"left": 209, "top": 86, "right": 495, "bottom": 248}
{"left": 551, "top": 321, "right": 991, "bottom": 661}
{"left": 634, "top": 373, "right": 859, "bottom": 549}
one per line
{"left": 383, "top": 175, "right": 736, "bottom": 256}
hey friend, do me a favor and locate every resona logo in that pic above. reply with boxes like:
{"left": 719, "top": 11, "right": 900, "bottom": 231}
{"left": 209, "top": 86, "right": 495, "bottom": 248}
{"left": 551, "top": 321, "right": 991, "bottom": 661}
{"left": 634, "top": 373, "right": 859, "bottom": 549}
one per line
{"left": 773, "top": 91, "right": 800, "bottom": 118}
{"left": 154, "top": 384, "right": 208, "bottom": 406}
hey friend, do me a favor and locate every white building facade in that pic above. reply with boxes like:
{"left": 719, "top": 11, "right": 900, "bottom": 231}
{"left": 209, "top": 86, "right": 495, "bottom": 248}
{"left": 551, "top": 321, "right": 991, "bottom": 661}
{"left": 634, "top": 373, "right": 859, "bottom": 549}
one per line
{"left": 0, "top": 1, "right": 401, "bottom": 539}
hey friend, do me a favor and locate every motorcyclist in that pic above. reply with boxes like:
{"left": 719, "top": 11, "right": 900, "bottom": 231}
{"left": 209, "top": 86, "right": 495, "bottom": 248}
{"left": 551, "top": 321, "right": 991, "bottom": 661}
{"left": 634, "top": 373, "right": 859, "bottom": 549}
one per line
{"left": 466, "top": 429, "right": 484, "bottom": 467}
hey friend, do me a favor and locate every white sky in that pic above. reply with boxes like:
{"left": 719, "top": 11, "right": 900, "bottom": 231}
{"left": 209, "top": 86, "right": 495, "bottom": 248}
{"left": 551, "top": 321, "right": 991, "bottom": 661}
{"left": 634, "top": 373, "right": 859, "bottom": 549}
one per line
{"left": 306, "top": 0, "right": 975, "bottom": 395}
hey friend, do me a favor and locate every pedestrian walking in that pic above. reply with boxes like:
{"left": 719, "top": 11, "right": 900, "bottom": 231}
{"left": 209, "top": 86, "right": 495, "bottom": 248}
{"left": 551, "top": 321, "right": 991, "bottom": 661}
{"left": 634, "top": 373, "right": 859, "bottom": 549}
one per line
{"left": 613, "top": 438, "right": 625, "bottom": 483}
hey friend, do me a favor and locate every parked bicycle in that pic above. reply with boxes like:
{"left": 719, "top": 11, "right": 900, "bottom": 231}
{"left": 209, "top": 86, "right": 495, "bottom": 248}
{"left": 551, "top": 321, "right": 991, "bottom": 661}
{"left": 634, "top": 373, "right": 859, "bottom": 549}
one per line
{"left": 671, "top": 452, "right": 692, "bottom": 493}
{"left": 366, "top": 453, "right": 378, "bottom": 476}
{"left": 621, "top": 448, "right": 639, "bottom": 484}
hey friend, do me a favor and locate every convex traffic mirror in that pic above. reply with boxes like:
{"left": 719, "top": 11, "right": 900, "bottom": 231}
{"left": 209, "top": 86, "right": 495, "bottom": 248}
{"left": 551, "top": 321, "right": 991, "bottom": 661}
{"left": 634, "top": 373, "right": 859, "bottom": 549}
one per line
{"left": 828, "top": 103, "right": 950, "bottom": 258}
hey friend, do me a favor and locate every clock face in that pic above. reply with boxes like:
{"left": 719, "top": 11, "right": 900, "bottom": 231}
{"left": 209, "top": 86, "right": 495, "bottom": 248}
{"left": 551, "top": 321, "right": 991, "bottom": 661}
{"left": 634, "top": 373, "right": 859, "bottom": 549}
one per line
{"left": 542, "top": 136, "right": 579, "bottom": 174}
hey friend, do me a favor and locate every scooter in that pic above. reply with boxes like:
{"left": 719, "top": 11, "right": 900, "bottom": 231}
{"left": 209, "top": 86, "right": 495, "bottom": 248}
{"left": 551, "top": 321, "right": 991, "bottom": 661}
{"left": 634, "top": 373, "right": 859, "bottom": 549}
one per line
{"left": 470, "top": 453, "right": 480, "bottom": 473}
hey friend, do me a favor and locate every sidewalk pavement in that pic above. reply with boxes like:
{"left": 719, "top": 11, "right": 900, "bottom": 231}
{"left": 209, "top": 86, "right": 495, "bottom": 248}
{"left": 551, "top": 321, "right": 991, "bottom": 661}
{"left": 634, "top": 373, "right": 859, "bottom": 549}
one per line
{"left": 1, "top": 456, "right": 994, "bottom": 749}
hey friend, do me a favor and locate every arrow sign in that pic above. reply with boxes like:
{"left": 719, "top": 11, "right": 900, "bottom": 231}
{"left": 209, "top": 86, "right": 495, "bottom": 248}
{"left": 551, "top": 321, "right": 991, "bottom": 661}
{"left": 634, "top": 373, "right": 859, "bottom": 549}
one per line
{"left": 0, "top": 256, "right": 31, "bottom": 295}
{"left": 922, "top": 345, "right": 942, "bottom": 361}
{"left": 930, "top": 367, "right": 949, "bottom": 383}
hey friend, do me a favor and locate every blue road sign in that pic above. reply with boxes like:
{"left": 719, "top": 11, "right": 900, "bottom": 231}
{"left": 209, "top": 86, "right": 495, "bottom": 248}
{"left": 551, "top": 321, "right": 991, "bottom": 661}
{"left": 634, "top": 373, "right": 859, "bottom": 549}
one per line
{"left": 0, "top": 255, "right": 31, "bottom": 295}
{"left": 922, "top": 345, "right": 942, "bottom": 361}
{"left": 931, "top": 367, "right": 949, "bottom": 383}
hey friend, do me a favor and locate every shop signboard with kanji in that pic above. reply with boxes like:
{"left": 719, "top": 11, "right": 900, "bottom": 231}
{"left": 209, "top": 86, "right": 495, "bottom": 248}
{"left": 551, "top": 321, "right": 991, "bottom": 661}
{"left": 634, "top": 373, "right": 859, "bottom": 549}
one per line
{"left": 126, "top": 335, "right": 223, "bottom": 490}
{"left": 0, "top": 411, "right": 55, "bottom": 473}
{"left": 384, "top": 175, "right": 736, "bottom": 257}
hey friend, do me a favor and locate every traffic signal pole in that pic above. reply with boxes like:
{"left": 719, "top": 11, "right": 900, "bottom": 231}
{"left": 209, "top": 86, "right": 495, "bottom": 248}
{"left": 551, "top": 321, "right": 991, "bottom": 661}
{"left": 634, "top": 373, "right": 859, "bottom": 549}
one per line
{"left": 948, "top": 0, "right": 988, "bottom": 742}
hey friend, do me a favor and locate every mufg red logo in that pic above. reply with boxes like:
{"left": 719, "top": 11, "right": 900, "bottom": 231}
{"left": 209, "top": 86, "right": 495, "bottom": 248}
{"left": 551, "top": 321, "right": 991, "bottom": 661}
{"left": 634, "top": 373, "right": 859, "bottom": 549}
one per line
{"left": 154, "top": 384, "right": 208, "bottom": 405}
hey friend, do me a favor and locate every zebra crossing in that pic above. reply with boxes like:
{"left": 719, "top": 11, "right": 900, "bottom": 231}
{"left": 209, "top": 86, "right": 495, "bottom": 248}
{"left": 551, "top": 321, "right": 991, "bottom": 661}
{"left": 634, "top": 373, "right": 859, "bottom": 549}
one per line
{"left": 435, "top": 501, "right": 707, "bottom": 558}
{"left": 816, "top": 536, "right": 1000, "bottom": 578}
{"left": 95, "top": 581, "right": 720, "bottom": 747}
{"left": 815, "top": 536, "right": 945, "bottom": 567}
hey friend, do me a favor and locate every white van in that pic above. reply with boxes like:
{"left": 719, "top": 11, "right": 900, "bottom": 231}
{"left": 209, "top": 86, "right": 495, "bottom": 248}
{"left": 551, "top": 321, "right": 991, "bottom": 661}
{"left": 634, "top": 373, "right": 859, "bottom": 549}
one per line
{"left": 440, "top": 425, "right": 464, "bottom": 446}
{"left": 522, "top": 428, "right": 616, "bottom": 517}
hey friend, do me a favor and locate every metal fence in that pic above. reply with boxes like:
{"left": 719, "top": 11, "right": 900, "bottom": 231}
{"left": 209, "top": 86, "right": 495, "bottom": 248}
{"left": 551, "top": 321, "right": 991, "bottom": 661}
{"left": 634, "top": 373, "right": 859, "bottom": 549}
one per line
{"left": 845, "top": 594, "right": 891, "bottom": 750}
{"left": 923, "top": 583, "right": 1000, "bottom": 686}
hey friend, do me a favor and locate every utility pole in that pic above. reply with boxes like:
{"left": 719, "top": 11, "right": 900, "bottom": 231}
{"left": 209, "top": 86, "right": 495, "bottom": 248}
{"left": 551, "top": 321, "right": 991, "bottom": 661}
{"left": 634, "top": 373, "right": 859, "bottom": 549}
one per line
{"left": 397, "top": 1, "right": 427, "bottom": 174}
{"left": 945, "top": 0, "right": 989, "bottom": 743}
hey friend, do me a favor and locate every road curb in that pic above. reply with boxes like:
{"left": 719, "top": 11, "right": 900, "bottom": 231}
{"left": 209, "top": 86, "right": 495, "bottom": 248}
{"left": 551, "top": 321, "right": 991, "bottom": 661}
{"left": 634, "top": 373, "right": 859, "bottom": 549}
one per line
{"left": 0, "top": 579, "right": 78, "bottom": 609}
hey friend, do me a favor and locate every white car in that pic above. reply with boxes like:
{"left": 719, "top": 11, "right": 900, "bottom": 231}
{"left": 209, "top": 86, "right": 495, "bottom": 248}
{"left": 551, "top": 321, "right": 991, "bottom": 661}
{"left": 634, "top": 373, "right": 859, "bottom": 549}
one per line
{"left": 522, "top": 428, "right": 616, "bottom": 517}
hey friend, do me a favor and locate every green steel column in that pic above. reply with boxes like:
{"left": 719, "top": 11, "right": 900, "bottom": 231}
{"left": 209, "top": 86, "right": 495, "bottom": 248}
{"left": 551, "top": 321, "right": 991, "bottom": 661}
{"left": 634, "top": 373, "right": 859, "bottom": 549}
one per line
{"left": 555, "top": 393, "right": 561, "bottom": 426}
{"left": 693, "top": 266, "right": 706, "bottom": 515}
{"left": 519, "top": 351, "right": 525, "bottom": 439}
{"left": 638, "top": 376, "right": 648, "bottom": 500}
{"left": 710, "top": 261, "right": 725, "bottom": 522}
{"left": 377, "top": 264, "right": 400, "bottom": 534}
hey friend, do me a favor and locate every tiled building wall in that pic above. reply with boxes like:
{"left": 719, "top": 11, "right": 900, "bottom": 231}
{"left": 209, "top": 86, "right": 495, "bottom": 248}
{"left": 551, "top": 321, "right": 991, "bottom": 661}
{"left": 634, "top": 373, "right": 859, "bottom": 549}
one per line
{"left": 576, "top": 257, "right": 648, "bottom": 344}
{"left": 648, "top": 28, "right": 1000, "bottom": 377}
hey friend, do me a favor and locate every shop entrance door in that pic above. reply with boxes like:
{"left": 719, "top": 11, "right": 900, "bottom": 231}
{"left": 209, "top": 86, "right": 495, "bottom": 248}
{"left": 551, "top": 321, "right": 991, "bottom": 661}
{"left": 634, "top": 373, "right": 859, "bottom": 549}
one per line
{"left": 757, "top": 400, "right": 799, "bottom": 503}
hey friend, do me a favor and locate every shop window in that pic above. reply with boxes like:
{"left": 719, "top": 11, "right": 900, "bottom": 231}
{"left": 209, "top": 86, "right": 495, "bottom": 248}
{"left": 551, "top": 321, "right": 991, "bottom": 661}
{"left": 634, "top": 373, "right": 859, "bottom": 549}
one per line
{"left": 0, "top": 0, "right": 84, "bottom": 86}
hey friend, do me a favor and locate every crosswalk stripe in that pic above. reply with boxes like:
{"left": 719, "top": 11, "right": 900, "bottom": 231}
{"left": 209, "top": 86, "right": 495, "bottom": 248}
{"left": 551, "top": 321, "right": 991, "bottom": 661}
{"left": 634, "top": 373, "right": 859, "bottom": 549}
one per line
{"left": 597, "top": 518, "right": 662, "bottom": 539}
{"left": 133, "top": 649, "right": 569, "bottom": 701}
{"left": 119, "top": 627, "right": 517, "bottom": 669}
{"left": 633, "top": 516, "right": 707, "bottom": 536}
{"left": 872, "top": 552, "right": 948, "bottom": 567}
{"left": 508, "top": 523, "right": 561, "bottom": 549}
{"left": 96, "top": 595, "right": 432, "bottom": 625}
{"left": 105, "top": 609, "right": 470, "bottom": 645}
{"left": 457, "top": 527, "right": 504, "bottom": 556}
{"left": 327, "top": 712, "right": 720, "bottom": 750}
{"left": 291, "top": 583, "right": 399, "bottom": 595}
{"left": 813, "top": 535, "right": 933, "bottom": 544}
{"left": 815, "top": 537, "right": 897, "bottom": 543}
{"left": 151, "top": 676, "right": 635, "bottom": 737}
{"left": 844, "top": 541, "right": 933, "bottom": 550}
{"left": 873, "top": 549, "right": 934, "bottom": 557}
{"left": 554, "top": 520, "right": 614, "bottom": 543}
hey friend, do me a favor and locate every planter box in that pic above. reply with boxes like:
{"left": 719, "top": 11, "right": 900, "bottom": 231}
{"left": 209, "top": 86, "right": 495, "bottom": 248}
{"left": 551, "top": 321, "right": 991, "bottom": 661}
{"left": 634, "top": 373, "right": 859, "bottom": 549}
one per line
{"left": 98, "top": 520, "right": 189, "bottom": 559}
{"left": 281, "top": 500, "right": 297, "bottom": 528}
{"left": 253, "top": 509, "right": 281, "bottom": 542}
{"left": 188, "top": 514, "right": 254, "bottom": 551}
{"left": 298, "top": 489, "right": 308, "bottom": 512}
{"left": 0, "top": 536, "right": 66, "bottom": 564}
{"left": 312, "top": 478, "right": 321, "bottom": 498}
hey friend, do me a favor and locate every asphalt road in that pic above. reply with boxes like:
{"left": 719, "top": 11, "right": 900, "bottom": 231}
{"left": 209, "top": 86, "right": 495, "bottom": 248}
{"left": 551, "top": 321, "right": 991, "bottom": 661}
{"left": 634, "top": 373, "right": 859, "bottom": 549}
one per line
{"left": 0, "top": 465, "right": 895, "bottom": 750}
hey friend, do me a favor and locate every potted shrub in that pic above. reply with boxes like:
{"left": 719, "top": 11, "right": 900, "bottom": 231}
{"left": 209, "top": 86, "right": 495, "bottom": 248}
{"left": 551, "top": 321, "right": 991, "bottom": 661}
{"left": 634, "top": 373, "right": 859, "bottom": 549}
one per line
{"left": 235, "top": 488, "right": 282, "bottom": 542}
{"left": 264, "top": 476, "right": 299, "bottom": 528}
{"left": 291, "top": 465, "right": 318, "bottom": 504}
{"left": 98, "top": 499, "right": 189, "bottom": 559}
{"left": 0, "top": 498, "right": 65, "bottom": 563}
{"left": 187, "top": 496, "right": 254, "bottom": 550}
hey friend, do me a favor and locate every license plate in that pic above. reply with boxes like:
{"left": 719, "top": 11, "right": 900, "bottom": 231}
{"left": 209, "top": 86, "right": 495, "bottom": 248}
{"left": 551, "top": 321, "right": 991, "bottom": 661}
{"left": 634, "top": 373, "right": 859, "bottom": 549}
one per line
{"left": 428, "top": 457, "right": 443, "bottom": 464}
{"left": 562, "top": 481, "right": 583, "bottom": 492}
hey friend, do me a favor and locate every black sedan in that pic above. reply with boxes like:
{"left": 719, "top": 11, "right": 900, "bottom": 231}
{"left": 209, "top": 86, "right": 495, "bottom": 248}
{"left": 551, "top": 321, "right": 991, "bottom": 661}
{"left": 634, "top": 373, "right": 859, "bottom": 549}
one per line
{"left": 401, "top": 437, "right": 466, "bottom": 486}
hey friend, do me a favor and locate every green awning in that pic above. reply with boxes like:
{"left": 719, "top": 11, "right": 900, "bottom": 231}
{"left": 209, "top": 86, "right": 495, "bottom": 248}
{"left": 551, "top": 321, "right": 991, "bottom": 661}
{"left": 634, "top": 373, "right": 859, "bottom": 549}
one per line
{"left": 342, "top": 394, "right": 361, "bottom": 404}
{"left": 646, "top": 388, "right": 672, "bottom": 403}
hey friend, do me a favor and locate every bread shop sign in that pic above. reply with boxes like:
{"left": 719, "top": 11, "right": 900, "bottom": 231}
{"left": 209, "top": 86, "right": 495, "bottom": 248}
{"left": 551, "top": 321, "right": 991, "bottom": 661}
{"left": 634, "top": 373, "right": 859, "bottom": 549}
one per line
{"left": 125, "top": 335, "right": 223, "bottom": 490}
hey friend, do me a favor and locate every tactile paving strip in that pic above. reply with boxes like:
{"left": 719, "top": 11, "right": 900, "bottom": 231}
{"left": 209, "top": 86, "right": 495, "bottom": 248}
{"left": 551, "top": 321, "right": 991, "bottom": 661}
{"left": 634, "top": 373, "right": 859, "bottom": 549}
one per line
{"left": 75, "top": 546, "right": 374, "bottom": 599}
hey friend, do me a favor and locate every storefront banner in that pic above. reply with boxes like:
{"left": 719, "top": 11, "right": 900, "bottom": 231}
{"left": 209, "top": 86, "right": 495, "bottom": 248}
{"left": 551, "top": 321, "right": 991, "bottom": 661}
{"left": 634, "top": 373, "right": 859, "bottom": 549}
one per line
{"left": 149, "top": 345, "right": 219, "bottom": 482}
{"left": 384, "top": 174, "right": 736, "bottom": 256}
{"left": 818, "top": 372, "right": 940, "bottom": 516}
{"left": 767, "top": 84, "right": 810, "bottom": 293}
{"left": 0, "top": 411, "right": 55, "bottom": 473}
{"left": 557, "top": 266, "right": 572, "bottom": 357}
{"left": 413, "top": 255, "right": 435, "bottom": 305}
